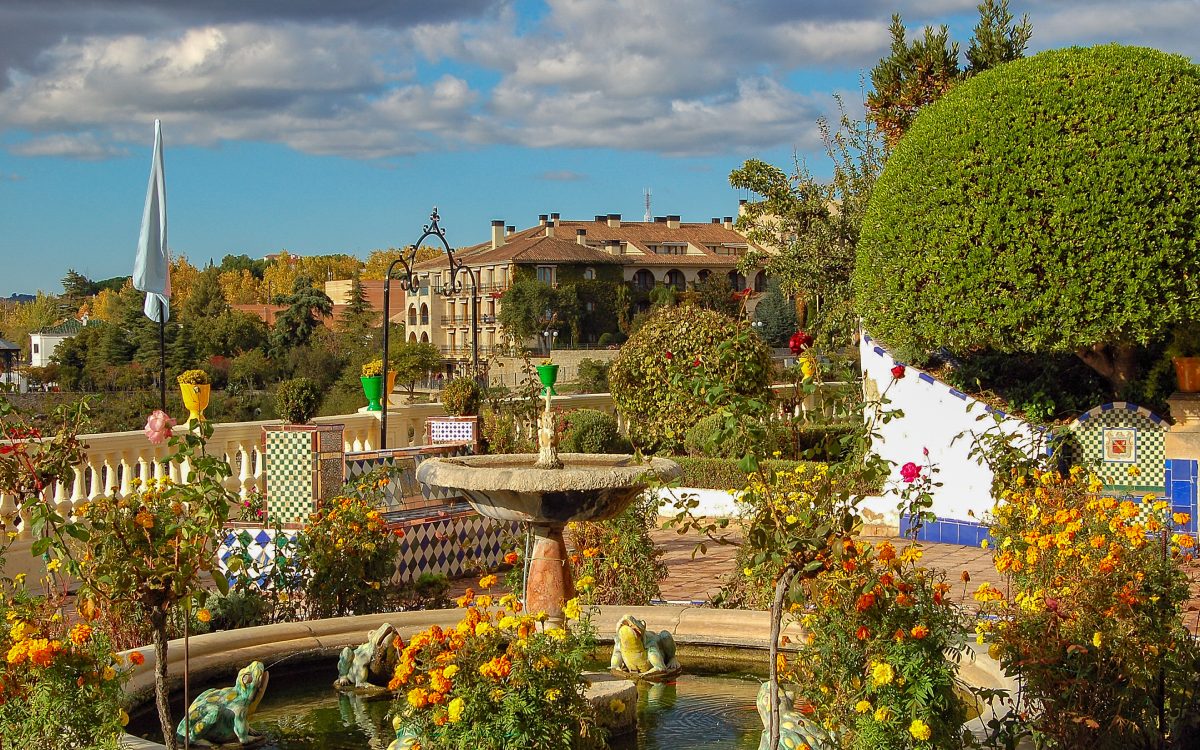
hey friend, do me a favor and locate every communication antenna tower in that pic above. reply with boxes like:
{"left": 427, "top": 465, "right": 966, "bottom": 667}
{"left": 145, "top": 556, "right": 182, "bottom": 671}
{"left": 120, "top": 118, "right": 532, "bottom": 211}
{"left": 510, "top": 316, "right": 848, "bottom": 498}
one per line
{"left": 643, "top": 188, "right": 652, "bottom": 222}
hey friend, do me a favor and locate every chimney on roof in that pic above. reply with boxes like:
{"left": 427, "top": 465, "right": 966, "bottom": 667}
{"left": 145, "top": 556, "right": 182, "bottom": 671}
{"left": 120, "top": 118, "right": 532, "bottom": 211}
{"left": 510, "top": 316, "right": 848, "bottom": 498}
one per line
{"left": 738, "top": 199, "right": 748, "bottom": 216}
{"left": 723, "top": 216, "right": 734, "bottom": 230}
{"left": 576, "top": 228, "right": 587, "bottom": 246}
{"left": 550, "top": 212, "right": 560, "bottom": 221}
{"left": 654, "top": 216, "right": 667, "bottom": 224}
{"left": 606, "top": 239, "right": 622, "bottom": 256}
{"left": 545, "top": 219, "right": 555, "bottom": 238}
{"left": 491, "top": 220, "right": 505, "bottom": 250}
{"left": 607, "top": 213, "right": 621, "bottom": 228}
{"left": 667, "top": 215, "right": 681, "bottom": 229}
{"left": 594, "top": 214, "right": 606, "bottom": 222}
{"left": 539, "top": 214, "right": 548, "bottom": 226}
{"left": 711, "top": 217, "right": 720, "bottom": 224}
{"left": 506, "top": 225, "right": 515, "bottom": 235}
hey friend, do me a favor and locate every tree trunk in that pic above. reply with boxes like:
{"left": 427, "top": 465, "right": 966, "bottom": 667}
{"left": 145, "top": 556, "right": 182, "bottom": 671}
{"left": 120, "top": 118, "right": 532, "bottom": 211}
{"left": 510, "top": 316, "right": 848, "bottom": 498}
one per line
{"left": 152, "top": 612, "right": 178, "bottom": 750}
{"left": 768, "top": 567, "right": 798, "bottom": 750}
{"left": 1075, "top": 342, "right": 1139, "bottom": 396}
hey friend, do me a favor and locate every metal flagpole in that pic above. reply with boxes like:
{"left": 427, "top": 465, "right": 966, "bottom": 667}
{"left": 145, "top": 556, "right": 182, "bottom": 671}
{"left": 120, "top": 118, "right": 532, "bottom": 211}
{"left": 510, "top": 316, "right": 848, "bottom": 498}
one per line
{"left": 159, "top": 297, "right": 166, "bottom": 411}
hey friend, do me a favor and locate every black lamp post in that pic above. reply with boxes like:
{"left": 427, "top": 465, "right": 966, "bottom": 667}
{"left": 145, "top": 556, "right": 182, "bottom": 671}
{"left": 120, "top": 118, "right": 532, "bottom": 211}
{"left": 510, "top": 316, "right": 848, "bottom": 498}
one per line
{"left": 380, "top": 208, "right": 478, "bottom": 448}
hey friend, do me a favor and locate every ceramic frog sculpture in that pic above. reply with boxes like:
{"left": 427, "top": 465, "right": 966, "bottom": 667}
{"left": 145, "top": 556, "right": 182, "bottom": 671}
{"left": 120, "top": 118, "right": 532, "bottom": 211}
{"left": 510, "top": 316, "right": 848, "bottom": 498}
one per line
{"left": 335, "top": 623, "right": 401, "bottom": 691}
{"left": 609, "top": 614, "right": 681, "bottom": 681}
{"left": 176, "top": 661, "right": 270, "bottom": 747}
{"left": 755, "top": 682, "right": 832, "bottom": 750}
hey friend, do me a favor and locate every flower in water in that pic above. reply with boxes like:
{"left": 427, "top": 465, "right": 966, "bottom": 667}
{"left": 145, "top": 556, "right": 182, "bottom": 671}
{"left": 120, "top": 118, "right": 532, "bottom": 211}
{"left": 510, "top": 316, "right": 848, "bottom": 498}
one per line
{"left": 143, "top": 410, "right": 176, "bottom": 445}
{"left": 900, "top": 462, "right": 922, "bottom": 483}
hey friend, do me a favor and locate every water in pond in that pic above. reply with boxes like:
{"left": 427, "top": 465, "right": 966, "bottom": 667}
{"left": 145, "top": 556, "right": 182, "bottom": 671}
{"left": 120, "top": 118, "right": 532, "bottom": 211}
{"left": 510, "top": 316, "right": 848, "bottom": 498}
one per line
{"left": 132, "top": 663, "right": 764, "bottom": 749}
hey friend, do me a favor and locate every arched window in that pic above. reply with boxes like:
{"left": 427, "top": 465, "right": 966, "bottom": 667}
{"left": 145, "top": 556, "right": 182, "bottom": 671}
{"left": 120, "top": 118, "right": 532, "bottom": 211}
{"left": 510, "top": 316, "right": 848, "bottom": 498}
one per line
{"left": 754, "top": 270, "right": 769, "bottom": 293}
{"left": 666, "top": 269, "right": 686, "bottom": 291}
{"left": 420, "top": 332, "right": 429, "bottom": 343}
{"left": 584, "top": 267, "right": 595, "bottom": 280}
{"left": 408, "top": 305, "right": 417, "bottom": 327}
{"left": 697, "top": 269, "right": 711, "bottom": 282}
{"left": 420, "top": 303, "right": 429, "bottom": 326}
{"left": 408, "top": 332, "right": 417, "bottom": 343}
{"left": 632, "top": 269, "right": 655, "bottom": 291}
{"left": 728, "top": 271, "right": 746, "bottom": 292}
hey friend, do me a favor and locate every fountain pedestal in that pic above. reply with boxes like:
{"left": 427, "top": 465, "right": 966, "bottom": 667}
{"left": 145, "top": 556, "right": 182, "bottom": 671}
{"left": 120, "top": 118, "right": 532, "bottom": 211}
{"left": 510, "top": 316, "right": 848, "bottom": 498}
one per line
{"left": 416, "top": 453, "right": 679, "bottom": 625}
{"left": 527, "top": 524, "right": 577, "bottom": 625}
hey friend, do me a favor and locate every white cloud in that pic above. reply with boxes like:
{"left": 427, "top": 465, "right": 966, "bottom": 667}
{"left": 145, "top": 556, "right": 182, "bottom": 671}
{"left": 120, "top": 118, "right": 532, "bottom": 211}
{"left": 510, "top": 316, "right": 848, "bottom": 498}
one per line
{"left": 537, "top": 169, "right": 586, "bottom": 181}
{"left": 11, "top": 133, "right": 128, "bottom": 159}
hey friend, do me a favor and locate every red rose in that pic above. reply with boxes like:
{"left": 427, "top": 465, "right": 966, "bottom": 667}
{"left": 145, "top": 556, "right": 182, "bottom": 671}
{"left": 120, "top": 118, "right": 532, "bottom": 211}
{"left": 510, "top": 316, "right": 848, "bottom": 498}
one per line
{"left": 900, "top": 462, "right": 921, "bottom": 483}
{"left": 789, "top": 331, "right": 813, "bottom": 355}
{"left": 891, "top": 364, "right": 905, "bottom": 379}
{"left": 664, "top": 351, "right": 673, "bottom": 360}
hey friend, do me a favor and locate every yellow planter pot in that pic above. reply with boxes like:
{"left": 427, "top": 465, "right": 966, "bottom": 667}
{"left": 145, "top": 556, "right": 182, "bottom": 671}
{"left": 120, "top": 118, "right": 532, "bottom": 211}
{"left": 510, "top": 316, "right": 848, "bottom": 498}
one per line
{"left": 180, "top": 383, "right": 211, "bottom": 423}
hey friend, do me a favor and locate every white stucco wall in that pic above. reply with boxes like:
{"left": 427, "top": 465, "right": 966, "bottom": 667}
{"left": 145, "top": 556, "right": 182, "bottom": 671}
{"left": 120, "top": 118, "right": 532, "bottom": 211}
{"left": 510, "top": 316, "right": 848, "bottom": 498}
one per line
{"left": 860, "top": 332, "right": 1043, "bottom": 523}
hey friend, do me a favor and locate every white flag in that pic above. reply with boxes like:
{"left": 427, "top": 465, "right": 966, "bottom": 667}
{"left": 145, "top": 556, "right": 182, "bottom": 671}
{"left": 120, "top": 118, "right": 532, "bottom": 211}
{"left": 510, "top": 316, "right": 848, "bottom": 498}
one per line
{"left": 133, "top": 119, "right": 170, "bottom": 323}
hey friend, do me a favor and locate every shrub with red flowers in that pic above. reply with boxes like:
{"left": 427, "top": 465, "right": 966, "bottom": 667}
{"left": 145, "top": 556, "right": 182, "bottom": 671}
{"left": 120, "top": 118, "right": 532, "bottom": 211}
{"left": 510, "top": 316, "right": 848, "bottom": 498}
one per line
{"left": 387, "top": 577, "right": 599, "bottom": 749}
{"left": 975, "top": 455, "right": 1200, "bottom": 748}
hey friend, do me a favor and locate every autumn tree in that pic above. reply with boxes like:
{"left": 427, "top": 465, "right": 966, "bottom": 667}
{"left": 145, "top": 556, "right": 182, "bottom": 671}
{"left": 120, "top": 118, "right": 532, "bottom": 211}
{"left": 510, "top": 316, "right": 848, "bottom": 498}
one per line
{"left": 218, "top": 269, "right": 262, "bottom": 305}
{"left": 361, "top": 247, "right": 445, "bottom": 280}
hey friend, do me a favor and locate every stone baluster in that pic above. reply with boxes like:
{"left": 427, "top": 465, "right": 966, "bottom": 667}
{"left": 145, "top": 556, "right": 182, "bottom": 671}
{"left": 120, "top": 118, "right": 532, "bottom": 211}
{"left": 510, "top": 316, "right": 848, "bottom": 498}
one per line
{"left": 118, "top": 451, "right": 133, "bottom": 497}
{"left": 101, "top": 452, "right": 118, "bottom": 497}
{"left": 236, "top": 442, "right": 253, "bottom": 499}
{"left": 0, "top": 491, "right": 17, "bottom": 536}
{"left": 69, "top": 463, "right": 87, "bottom": 516}
{"left": 17, "top": 496, "right": 34, "bottom": 540}
{"left": 86, "top": 457, "right": 104, "bottom": 502}
{"left": 53, "top": 478, "right": 72, "bottom": 522}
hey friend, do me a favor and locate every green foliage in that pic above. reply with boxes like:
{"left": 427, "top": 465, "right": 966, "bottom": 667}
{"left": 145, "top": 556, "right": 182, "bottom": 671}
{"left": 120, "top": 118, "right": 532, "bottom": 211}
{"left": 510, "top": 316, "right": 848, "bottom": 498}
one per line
{"left": 574, "top": 358, "right": 610, "bottom": 393}
{"left": 228, "top": 349, "right": 273, "bottom": 389}
{"left": 669, "top": 456, "right": 821, "bottom": 490}
{"left": 856, "top": 46, "right": 1200, "bottom": 391}
{"left": 966, "top": 0, "right": 1032, "bottom": 74}
{"left": 683, "top": 414, "right": 854, "bottom": 462}
{"left": 442, "top": 377, "right": 483, "bottom": 416}
{"left": 497, "top": 277, "right": 557, "bottom": 343}
{"left": 609, "top": 306, "right": 772, "bottom": 453}
{"left": 181, "top": 267, "right": 229, "bottom": 320}
{"left": 391, "top": 341, "right": 442, "bottom": 400}
{"left": 690, "top": 273, "right": 742, "bottom": 317}
{"left": 269, "top": 275, "right": 333, "bottom": 353}
{"left": 566, "top": 495, "right": 667, "bottom": 605}
{"left": 295, "top": 476, "right": 400, "bottom": 620}
{"left": 751, "top": 280, "right": 797, "bottom": 347}
{"left": 275, "top": 377, "right": 320, "bottom": 424}
{"left": 557, "top": 409, "right": 629, "bottom": 454}
{"left": 731, "top": 102, "right": 884, "bottom": 352}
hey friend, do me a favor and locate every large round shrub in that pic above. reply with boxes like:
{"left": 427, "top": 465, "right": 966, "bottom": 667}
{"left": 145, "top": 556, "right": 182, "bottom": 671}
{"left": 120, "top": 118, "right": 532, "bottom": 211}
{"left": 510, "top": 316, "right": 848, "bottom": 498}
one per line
{"left": 855, "top": 45, "right": 1200, "bottom": 392}
{"left": 441, "top": 377, "right": 482, "bottom": 416}
{"left": 559, "top": 409, "right": 629, "bottom": 454}
{"left": 609, "top": 306, "right": 772, "bottom": 453}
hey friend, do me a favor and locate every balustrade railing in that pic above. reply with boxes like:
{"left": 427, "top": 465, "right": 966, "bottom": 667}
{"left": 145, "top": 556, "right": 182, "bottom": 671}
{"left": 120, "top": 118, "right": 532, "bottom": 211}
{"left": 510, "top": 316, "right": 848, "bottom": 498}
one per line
{"left": 0, "top": 384, "right": 853, "bottom": 540}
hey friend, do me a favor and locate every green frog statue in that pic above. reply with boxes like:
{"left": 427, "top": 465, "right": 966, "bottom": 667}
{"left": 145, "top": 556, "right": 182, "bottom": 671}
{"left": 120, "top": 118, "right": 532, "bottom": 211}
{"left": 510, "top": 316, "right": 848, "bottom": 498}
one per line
{"left": 609, "top": 614, "right": 681, "bottom": 681}
{"left": 176, "top": 661, "right": 270, "bottom": 748}
{"left": 754, "top": 682, "right": 834, "bottom": 750}
{"left": 335, "top": 623, "right": 401, "bottom": 692}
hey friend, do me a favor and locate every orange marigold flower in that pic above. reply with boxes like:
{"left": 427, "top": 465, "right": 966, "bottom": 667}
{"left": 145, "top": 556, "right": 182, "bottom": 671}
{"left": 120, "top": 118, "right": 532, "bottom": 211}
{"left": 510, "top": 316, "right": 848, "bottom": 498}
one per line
{"left": 910, "top": 624, "right": 929, "bottom": 640}
{"left": 856, "top": 626, "right": 871, "bottom": 640}
{"left": 478, "top": 574, "right": 499, "bottom": 589}
{"left": 855, "top": 592, "right": 876, "bottom": 612}
{"left": 129, "top": 651, "right": 145, "bottom": 666}
{"left": 582, "top": 547, "right": 600, "bottom": 558}
{"left": 876, "top": 542, "right": 896, "bottom": 562}
{"left": 504, "top": 551, "right": 519, "bottom": 565}
{"left": 68, "top": 623, "right": 92, "bottom": 646}
{"left": 479, "top": 655, "right": 512, "bottom": 680}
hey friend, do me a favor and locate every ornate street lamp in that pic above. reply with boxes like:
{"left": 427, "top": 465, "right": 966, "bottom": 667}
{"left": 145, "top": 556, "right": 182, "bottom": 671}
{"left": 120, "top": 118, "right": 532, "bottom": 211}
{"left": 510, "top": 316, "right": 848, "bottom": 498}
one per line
{"left": 380, "top": 208, "right": 478, "bottom": 448}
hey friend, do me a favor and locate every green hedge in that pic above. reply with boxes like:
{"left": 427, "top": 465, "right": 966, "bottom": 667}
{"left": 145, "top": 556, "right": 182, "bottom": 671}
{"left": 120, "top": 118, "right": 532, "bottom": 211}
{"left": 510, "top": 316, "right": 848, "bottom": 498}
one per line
{"left": 671, "top": 456, "right": 824, "bottom": 491}
{"left": 856, "top": 45, "right": 1200, "bottom": 363}
{"left": 559, "top": 409, "right": 631, "bottom": 454}
{"left": 684, "top": 413, "right": 855, "bottom": 462}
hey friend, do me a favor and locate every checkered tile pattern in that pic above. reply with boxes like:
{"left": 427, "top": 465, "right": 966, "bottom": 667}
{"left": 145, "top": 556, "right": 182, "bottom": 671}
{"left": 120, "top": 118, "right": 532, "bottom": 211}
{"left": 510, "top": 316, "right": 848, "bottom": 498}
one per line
{"left": 264, "top": 430, "right": 316, "bottom": 524}
{"left": 216, "top": 527, "right": 300, "bottom": 587}
{"left": 263, "top": 425, "right": 346, "bottom": 525}
{"left": 215, "top": 513, "right": 519, "bottom": 584}
{"left": 426, "top": 416, "right": 480, "bottom": 452}
{"left": 1067, "top": 403, "right": 1167, "bottom": 494}
{"left": 394, "top": 513, "right": 519, "bottom": 582}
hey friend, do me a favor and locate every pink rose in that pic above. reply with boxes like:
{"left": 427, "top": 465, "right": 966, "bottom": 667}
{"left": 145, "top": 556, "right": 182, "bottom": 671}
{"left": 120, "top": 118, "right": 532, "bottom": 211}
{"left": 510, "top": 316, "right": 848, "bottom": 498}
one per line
{"left": 789, "top": 331, "right": 813, "bottom": 356}
{"left": 891, "top": 364, "right": 906, "bottom": 379}
{"left": 144, "top": 410, "right": 176, "bottom": 445}
{"left": 900, "top": 462, "right": 921, "bottom": 483}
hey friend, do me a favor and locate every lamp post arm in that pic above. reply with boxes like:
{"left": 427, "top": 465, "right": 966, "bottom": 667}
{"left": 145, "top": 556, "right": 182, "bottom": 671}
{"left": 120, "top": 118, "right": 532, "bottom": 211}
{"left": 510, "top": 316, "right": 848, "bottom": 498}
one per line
{"left": 380, "top": 253, "right": 418, "bottom": 449}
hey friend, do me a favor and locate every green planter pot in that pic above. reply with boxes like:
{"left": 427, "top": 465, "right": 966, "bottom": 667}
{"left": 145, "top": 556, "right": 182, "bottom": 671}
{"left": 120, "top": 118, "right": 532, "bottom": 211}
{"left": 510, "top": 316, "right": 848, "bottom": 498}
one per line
{"left": 536, "top": 364, "right": 559, "bottom": 396}
{"left": 361, "top": 375, "right": 384, "bottom": 411}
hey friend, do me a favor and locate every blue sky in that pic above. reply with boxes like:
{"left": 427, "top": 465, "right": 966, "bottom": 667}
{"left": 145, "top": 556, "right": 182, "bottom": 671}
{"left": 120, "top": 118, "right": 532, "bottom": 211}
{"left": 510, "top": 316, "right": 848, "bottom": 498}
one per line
{"left": 1, "top": 0, "right": 1196, "bottom": 296}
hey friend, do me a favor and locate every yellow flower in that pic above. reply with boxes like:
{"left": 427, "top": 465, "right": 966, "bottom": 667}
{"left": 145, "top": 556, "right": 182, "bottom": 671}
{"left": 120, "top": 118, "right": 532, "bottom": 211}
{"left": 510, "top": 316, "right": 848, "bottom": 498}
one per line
{"left": 478, "top": 574, "right": 499, "bottom": 589}
{"left": 447, "top": 697, "right": 465, "bottom": 722}
{"left": 545, "top": 627, "right": 567, "bottom": 641}
{"left": 785, "top": 514, "right": 798, "bottom": 525}
{"left": 474, "top": 622, "right": 495, "bottom": 637}
{"left": 407, "top": 687, "right": 429, "bottom": 709}
{"left": 498, "top": 615, "right": 518, "bottom": 630}
{"left": 869, "top": 661, "right": 894, "bottom": 687}
{"left": 980, "top": 539, "right": 989, "bottom": 549}
{"left": 909, "top": 718, "right": 932, "bottom": 741}
{"left": 743, "top": 567, "right": 754, "bottom": 577}
{"left": 545, "top": 688, "right": 562, "bottom": 702}
{"left": 102, "top": 665, "right": 116, "bottom": 681}
{"left": 1092, "top": 631, "right": 1103, "bottom": 649}
{"left": 443, "top": 664, "right": 459, "bottom": 679}
{"left": 45, "top": 558, "right": 61, "bottom": 573}
{"left": 119, "top": 709, "right": 129, "bottom": 727}
{"left": 854, "top": 700, "right": 872, "bottom": 714}
{"left": 196, "top": 608, "right": 212, "bottom": 624}
{"left": 576, "top": 575, "right": 595, "bottom": 592}
{"left": 562, "top": 598, "right": 581, "bottom": 621}
{"left": 873, "top": 706, "right": 892, "bottom": 722}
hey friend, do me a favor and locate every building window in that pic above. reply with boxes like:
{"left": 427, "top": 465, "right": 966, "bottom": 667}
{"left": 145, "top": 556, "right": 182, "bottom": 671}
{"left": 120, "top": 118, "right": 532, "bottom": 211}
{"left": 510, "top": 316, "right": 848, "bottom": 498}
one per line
{"left": 585, "top": 302, "right": 596, "bottom": 312}
{"left": 537, "top": 266, "right": 554, "bottom": 286}
{"left": 632, "top": 269, "right": 655, "bottom": 291}
{"left": 728, "top": 271, "right": 746, "bottom": 292}
{"left": 420, "top": 303, "right": 429, "bottom": 325}
{"left": 583, "top": 267, "right": 595, "bottom": 280}
{"left": 32, "top": 343, "right": 39, "bottom": 354}
{"left": 666, "top": 269, "right": 686, "bottom": 291}
{"left": 754, "top": 270, "right": 769, "bottom": 293}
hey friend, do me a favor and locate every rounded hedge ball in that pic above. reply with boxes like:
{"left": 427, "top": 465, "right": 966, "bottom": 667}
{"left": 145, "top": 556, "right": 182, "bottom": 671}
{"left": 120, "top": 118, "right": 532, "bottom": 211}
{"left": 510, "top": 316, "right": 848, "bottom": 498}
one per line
{"left": 855, "top": 45, "right": 1200, "bottom": 359}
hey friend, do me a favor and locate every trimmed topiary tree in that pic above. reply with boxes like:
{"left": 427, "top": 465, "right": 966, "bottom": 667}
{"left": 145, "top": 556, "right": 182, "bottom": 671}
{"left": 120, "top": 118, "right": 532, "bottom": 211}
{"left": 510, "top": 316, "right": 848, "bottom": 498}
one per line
{"left": 855, "top": 45, "right": 1200, "bottom": 393}
{"left": 559, "top": 409, "right": 629, "bottom": 454}
{"left": 610, "top": 306, "right": 772, "bottom": 453}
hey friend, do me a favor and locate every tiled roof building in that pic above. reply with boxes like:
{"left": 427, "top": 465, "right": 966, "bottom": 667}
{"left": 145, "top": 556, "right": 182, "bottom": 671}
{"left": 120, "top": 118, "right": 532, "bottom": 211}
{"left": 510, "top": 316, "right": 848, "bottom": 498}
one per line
{"left": 405, "top": 211, "right": 768, "bottom": 366}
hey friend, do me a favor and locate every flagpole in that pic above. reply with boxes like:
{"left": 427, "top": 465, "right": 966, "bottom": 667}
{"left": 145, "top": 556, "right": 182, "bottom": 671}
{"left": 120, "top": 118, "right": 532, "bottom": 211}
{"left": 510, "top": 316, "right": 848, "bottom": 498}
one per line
{"left": 159, "top": 297, "right": 166, "bottom": 411}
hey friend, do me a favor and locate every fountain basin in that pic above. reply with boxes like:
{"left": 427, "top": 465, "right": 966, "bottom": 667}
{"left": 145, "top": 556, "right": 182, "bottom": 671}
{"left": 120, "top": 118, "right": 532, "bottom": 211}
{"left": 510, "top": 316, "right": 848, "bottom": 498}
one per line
{"left": 416, "top": 454, "right": 680, "bottom": 524}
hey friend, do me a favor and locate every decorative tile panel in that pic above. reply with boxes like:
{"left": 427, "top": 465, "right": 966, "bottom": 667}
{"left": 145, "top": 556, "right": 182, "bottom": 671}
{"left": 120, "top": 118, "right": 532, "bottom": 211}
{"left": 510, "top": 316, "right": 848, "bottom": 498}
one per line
{"left": 263, "top": 425, "right": 345, "bottom": 524}
{"left": 1066, "top": 403, "right": 1168, "bottom": 494}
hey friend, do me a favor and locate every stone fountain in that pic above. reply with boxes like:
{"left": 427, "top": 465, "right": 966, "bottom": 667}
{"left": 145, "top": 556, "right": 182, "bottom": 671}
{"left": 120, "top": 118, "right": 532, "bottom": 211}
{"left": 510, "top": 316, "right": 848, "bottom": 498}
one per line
{"left": 416, "top": 370, "right": 678, "bottom": 624}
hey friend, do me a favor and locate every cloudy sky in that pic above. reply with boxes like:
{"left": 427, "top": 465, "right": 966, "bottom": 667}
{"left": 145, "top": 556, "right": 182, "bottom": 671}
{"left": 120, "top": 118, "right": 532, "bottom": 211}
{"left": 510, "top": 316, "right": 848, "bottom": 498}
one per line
{"left": 1, "top": 0, "right": 1196, "bottom": 295}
